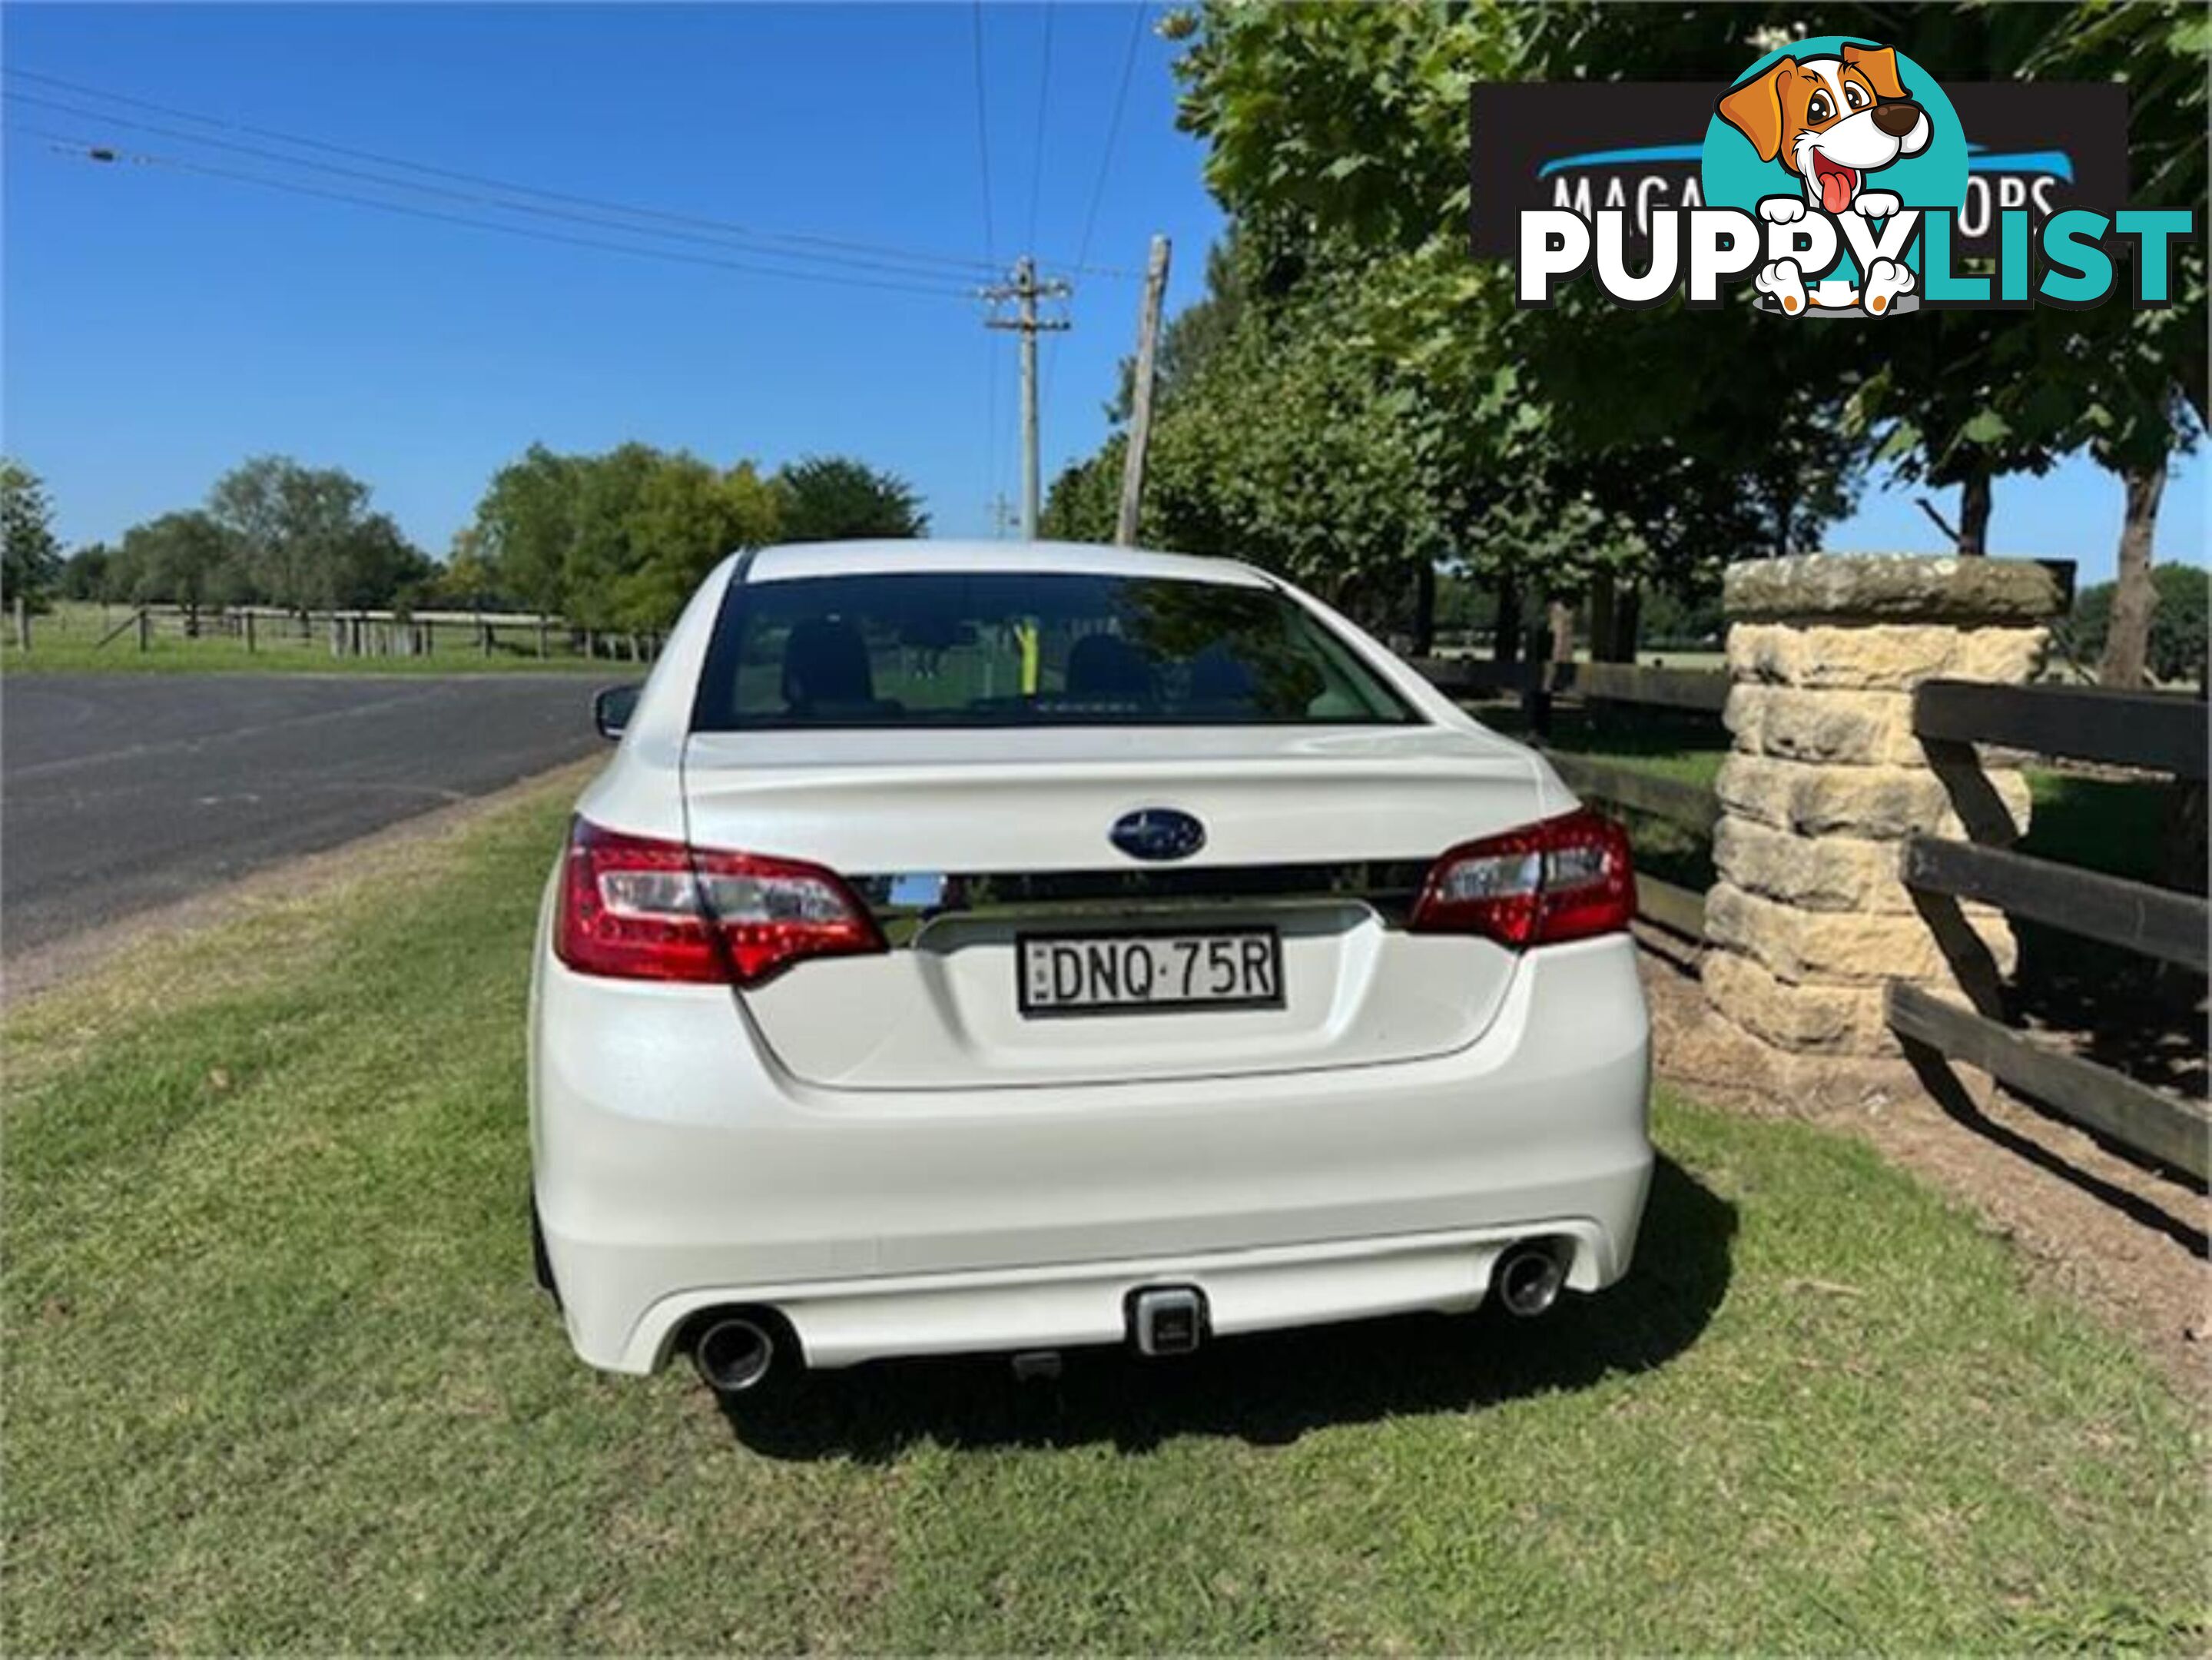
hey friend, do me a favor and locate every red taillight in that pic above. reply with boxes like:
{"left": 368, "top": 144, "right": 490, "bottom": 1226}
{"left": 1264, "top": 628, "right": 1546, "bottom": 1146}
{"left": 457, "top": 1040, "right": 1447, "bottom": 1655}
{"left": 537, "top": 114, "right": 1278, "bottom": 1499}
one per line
{"left": 1409, "top": 808, "right": 1634, "bottom": 948}
{"left": 555, "top": 818, "right": 884, "bottom": 986}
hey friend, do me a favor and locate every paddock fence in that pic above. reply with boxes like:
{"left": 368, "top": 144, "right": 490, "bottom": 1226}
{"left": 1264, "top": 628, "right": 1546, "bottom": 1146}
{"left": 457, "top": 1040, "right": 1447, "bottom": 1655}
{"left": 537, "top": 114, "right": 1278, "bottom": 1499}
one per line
{"left": 1415, "top": 652, "right": 2208, "bottom": 1184}
{"left": 1889, "top": 681, "right": 2210, "bottom": 1180}
{"left": 11, "top": 602, "right": 662, "bottom": 662}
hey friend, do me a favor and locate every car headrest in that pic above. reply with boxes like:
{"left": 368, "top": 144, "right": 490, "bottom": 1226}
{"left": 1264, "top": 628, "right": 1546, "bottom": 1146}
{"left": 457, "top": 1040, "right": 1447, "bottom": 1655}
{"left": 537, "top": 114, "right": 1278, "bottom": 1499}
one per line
{"left": 1065, "top": 632, "right": 1156, "bottom": 701}
{"left": 1188, "top": 644, "right": 1257, "bottom": 706}
{"left": 781, "top": 617, "right": 874, "bottom": 709}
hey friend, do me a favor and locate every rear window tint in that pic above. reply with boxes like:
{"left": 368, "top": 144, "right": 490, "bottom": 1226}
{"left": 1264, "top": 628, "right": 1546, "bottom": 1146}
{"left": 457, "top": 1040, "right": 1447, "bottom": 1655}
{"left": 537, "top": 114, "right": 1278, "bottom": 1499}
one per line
{"left": 691, "top": 570, "right": 1420, "bottom": 730}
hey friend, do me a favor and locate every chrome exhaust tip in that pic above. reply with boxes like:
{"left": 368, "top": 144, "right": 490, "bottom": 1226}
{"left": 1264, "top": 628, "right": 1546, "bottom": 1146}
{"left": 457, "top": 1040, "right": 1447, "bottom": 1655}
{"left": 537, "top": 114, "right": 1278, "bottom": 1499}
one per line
{"left": 1494, "top": 1242, "right": 1567, "bottom": 1318}
{"left": 693, "top": 1315, "right": 777, "bottom": 1393}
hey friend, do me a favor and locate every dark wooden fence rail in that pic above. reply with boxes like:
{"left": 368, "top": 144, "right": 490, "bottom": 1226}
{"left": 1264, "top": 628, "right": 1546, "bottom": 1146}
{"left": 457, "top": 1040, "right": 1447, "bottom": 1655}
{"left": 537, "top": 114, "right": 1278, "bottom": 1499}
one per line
{"left": 1415, "top": 659, "right": 2208, "bottom": 1181}
{"left": 1414, "top": 658, "right": 1728, "bottom": 939}
{"left": 1901, "top": 837, "right": 2207, "bottom": 974}
{"left": 1914, "top": 680, "right": 2207, "bottom": 778}
{"left": 1540, "top": 752, "right": 1721, "bottom": 834}
{"left": 1895, "top": 679, "right": 2210, "bottom": 1181}
{"left": 1575, "top": 662, "right": 1731, "bottom": 713}
{"left": 1412, "top": 657, "right": 1729, "bottom": 722}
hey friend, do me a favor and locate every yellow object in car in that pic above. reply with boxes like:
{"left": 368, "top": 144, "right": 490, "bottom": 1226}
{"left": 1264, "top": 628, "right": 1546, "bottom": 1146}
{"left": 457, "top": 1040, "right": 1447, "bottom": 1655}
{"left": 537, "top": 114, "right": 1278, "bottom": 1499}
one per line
{"left": 1016, "top": 619, "right": 1040, "bottom": 696}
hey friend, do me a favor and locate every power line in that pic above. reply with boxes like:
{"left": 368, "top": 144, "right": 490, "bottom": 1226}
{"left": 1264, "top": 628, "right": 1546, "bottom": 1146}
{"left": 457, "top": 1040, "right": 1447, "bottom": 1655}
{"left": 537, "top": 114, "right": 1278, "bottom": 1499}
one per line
{"left": 968, "top": 0, "right": 997, "bottom": 267}
{"left": 12, "top": 125, "right": 979, "bottom": 299}
{"left": 1041, "top": 5, "right": 1153, "bottom": 448}
{"left": 3, "top": 64, "right": 1142, "bottom": 282}
{"left": 4, "top": 88, "right": 989, "bottom": 288}
{"left": 970, "top": 0, "right": 1000, "bottom": 526}
{"left": 3, "top": 65, "right": 1004, "bottom": 279}
{"left": 1024, "top": 2, "right": 1055, "bottom": 255}
{"left": 1072, "top": 3, "right": 1150, "bottom": 277}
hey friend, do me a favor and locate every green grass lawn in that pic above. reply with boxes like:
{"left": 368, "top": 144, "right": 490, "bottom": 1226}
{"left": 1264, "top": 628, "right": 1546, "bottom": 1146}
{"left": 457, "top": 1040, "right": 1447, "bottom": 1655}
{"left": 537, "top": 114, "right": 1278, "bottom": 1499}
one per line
{"left": 2021, "top": 769, "right": 2197, "bottom": 888}
{"left": 1528, "top": 708, "right": 1731, "bottom": 792}
{"left": 4, "top": 780, "right": 2204, "bottom": 1652}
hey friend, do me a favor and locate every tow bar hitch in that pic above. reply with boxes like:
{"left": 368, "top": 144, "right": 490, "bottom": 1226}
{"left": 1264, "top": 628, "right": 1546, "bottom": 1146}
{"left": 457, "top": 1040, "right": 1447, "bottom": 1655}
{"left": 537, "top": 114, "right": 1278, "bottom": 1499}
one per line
{"left": 1129, "top": 1285, "right": 1206, "bottom": 1356}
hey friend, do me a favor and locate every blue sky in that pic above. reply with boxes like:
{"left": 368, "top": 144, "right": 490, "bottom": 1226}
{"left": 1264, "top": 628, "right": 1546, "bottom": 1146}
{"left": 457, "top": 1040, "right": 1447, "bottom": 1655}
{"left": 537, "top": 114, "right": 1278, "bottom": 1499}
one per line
{"left": 3, "top": 2, "right": 2203, "bottom": 584}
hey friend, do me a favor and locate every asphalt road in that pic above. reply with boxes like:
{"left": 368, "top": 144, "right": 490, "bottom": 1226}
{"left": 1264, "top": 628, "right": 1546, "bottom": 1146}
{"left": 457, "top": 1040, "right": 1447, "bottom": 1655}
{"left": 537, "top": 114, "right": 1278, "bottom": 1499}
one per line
{"left": 2, "top": 674, "right": 608, "bottom": 954}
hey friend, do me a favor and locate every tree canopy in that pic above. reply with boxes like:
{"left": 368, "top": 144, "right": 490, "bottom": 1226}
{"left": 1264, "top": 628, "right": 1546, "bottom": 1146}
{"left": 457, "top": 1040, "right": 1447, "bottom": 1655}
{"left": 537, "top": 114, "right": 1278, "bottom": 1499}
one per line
{"left": 38, "top": 444, "right": 928, "bottom": 632}
{"left": 76, "top": 456, "right": 434, "bottom": 617}
{"left": 119, "top": 512, "right": 232, "bottom": 626}
{"left": 468, "top": 443, "right": 781, "bottom": 630}
{"left": 465, "top": 445, "right": 923, "bottom": 629}
{"left": 773, "top": 456, "right": 928, "bottom": 543}
{"left": 1040, "top": 2, "right": 1875, "bottom": 654}
{"left": 1046, "top": 2, "right": 2201, "bottom": 666}
{"left": 2, "top": 458, "right": 63, "bottom": 609}
{"left": 2067, "top": 564, "right": 2210, "bottom": 689}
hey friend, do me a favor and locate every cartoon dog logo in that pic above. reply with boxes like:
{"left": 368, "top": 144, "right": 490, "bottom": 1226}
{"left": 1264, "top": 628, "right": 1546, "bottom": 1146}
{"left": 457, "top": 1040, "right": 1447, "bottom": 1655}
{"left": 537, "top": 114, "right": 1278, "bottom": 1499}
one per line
{"left": 1716, "top": 43, "right": 1931, "bottom": 316}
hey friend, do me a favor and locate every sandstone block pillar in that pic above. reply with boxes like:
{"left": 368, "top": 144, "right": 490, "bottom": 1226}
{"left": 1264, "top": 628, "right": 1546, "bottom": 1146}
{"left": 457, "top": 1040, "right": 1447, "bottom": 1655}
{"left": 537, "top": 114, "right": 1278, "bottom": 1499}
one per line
{"left": 1702, "top": 555, "right": 2064, "bottom": 1085}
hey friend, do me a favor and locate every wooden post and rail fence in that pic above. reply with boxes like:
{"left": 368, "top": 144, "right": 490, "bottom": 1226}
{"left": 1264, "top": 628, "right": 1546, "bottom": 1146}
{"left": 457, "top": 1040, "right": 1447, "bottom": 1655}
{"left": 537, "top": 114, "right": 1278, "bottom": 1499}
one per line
{"left": 18, "top": 604, "right": 662, "bottom": 663}
{"left": 1418, "top": 554, "right": 2207, "bottom": 1186}
{"left": 1885, "top": 679, "right": 2207, "bottom": 1180}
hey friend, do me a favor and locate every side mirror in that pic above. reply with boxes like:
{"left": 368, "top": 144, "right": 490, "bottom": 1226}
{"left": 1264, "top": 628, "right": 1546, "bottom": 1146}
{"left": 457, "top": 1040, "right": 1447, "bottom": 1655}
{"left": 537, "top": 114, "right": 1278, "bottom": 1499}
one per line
{"left": 592, "top": 683, "right": 642, "bottom": 741}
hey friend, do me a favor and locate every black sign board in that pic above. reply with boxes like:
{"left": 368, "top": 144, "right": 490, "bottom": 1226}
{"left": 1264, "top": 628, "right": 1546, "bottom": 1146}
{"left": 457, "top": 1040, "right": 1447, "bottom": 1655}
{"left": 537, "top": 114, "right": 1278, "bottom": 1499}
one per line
{"left": 1469, "top": 82, "right": 2128, "bottom": 258}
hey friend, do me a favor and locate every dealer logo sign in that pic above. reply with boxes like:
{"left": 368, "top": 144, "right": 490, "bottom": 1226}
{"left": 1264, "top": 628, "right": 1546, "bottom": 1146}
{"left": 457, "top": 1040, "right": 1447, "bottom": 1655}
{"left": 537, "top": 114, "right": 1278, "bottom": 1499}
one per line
{"left": 1471, "top": 38, "right": 2196, "bottom": 315}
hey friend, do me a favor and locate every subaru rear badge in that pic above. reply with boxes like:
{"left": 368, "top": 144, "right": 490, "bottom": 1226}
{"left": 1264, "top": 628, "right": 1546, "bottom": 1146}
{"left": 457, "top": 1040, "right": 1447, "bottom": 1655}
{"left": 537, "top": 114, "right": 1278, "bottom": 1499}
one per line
{"left": 1109, "top": 808, "right": 1205, "bottom": 862}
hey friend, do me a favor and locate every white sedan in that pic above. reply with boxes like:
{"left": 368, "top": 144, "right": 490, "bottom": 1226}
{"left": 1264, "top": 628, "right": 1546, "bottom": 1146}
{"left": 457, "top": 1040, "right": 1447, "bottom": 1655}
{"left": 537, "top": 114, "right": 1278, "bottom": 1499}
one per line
{"left": 530, "top": 540, "right": 1651, "bottom": 1393}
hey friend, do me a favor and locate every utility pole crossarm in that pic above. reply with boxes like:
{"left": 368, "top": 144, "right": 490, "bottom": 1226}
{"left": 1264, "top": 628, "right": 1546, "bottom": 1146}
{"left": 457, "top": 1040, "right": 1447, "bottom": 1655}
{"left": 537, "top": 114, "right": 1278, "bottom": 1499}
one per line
{"left": 979, "top": 254, "right": 1073, "bottom": 540}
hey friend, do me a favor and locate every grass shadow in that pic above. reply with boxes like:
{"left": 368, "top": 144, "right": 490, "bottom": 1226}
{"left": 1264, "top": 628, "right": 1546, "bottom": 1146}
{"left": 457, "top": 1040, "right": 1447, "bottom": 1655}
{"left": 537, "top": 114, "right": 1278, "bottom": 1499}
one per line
{"left": 717, "top": 1154, "right": 1735, "bottom": 1462}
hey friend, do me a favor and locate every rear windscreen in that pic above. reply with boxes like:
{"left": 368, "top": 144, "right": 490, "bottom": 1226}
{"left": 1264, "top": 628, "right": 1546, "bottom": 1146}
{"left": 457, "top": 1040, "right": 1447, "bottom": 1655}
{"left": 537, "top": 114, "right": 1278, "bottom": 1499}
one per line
{"left": 691, "top": 569, "right": 1421, "bottom": 730}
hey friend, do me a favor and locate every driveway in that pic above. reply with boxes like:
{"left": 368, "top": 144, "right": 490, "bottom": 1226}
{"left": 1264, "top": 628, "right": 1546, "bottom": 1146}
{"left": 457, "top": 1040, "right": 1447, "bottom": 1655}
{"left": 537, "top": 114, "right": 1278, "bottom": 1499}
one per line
{"left": 2, "top": 673, "right": 607, "bottom": 953}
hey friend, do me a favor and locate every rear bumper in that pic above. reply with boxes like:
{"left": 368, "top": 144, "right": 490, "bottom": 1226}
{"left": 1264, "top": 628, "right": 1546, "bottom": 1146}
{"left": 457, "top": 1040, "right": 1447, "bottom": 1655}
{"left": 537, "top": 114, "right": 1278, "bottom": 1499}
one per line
{"left": 530, "top": 933, "right": 1652, "bottom": 1373}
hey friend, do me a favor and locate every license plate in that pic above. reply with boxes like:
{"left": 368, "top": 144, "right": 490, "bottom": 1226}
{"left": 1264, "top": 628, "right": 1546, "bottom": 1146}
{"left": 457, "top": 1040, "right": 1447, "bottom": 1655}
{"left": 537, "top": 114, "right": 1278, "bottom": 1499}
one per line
{"left": 1016, "top": 928, "right": 1284, "bottom": 1018}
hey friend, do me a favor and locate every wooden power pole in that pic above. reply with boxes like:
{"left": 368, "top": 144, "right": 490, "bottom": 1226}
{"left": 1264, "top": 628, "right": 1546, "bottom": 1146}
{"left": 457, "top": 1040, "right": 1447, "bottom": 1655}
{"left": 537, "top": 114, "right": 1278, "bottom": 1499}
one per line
{"left": 1116, "top": 234, "right": 1172, "bottom": 547}
{"left": 982, "top": 256, "right": 1071, "bottom": 540}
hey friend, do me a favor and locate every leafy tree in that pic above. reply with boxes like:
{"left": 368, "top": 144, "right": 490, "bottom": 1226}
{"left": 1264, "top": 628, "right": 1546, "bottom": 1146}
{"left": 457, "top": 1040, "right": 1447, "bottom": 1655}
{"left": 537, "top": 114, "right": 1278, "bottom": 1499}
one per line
{"left": 559, "top": 443, "right": 675, "bottom": 631}
{"left": 469, "top": 445, "right": 581, "bottom": 617}
{"left": 1149, "top": 2, "right": 1867, "bottom": 656}
{"left": 1434, "top": 569, "right": 1494, "bottom": 638}
{"left": 468, "top": 443, "right": 786, "bottom": 630}
{"left": 1123, "top": 241, "right": 1458, "bottom": 646}
{"left": 1041, "top": 437, "right": 1126, "bottom": 543}
{"left": 327, "top": 514, "right": 433, "bottom": 611}
{"left": 2031, "top": 2, "right": 2207, "bottom": 686}
{"left": 612, "top": 456, "right": 781, "bottom": 629}
{"left": 1800, "top": 1, "right": 2205, "bottom": 686}
{"left": 1106, "top": 234, "right": 1250, "bottom": 424}
{"left": 1152, "top": 0, "right": 2204, "bottom": 676}
{"left": 2066, "top": 564, "right": 2210, "bottom": 689}
{"left": 1640, "top": 583, "right": 1727, "bottom": 650}
{"left": 429, "top": 530, "right": 512, "bottom": 611}
{"left": 2, "top": 457, "right": 62, "bottom": 611}
{"left": 120, "top": 510, "right": 234, "bottom": 632}
{"left": 771, "top": 456, "right": 927, "bottom": 543}
{"left": 59, "top": 543, "right": 114, "bottom": 603}
{"left": 205, "top": 456, "right": 386, "bottom": 613}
